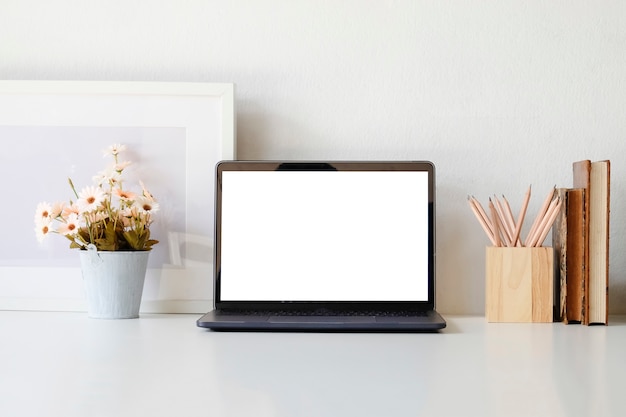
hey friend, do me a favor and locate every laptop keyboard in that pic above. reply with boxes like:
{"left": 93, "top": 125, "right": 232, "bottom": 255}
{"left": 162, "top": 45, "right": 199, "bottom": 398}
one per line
{"left": 220, "top": 309, "right": 428, "bottom": 318}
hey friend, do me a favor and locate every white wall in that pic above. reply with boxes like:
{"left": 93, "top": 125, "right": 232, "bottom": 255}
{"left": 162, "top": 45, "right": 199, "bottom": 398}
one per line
{"left": 1, "top": 0, "right": 625, "bottom": 315}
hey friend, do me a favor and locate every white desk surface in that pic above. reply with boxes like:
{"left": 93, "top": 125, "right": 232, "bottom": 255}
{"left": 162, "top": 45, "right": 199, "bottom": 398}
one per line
{"left": 0, "top": 312, "right": 624, "bottom": 417}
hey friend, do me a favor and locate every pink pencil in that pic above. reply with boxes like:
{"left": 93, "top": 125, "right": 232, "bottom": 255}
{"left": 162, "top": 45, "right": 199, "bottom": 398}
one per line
{"left": 489, "top": 198, "right": 502, "bottom": 247}
{"left": 532, "top": 196, "right": 562, "bottom": 247}
{"left": 467, "top": 196, "right": 496, "bottom": 246}
{"left": 524, "top": 186, "right": 555, "bottom": 247}
{"left": 512, "top": 185, "right": 531, "bottom": 247}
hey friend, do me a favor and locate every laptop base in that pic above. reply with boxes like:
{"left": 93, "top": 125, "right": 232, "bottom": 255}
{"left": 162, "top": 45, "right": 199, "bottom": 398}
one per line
{"left": 197, "top": 309, "right": 446, "bottom": 332}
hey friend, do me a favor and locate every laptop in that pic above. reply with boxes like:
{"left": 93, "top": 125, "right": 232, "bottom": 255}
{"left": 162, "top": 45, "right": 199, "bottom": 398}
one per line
{"left": 196, "top": 161, "right": 446, "bottom": 332}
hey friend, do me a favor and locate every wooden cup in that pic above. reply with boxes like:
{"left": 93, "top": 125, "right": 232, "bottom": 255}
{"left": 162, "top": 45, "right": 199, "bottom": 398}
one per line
{"left": 485, "top": 247, "right": 554, "bottom": 323}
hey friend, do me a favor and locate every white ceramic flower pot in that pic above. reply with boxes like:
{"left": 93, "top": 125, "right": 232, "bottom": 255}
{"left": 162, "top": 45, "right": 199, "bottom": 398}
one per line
{"left": 79, "top": 250, "right": 150, "bottom": 319}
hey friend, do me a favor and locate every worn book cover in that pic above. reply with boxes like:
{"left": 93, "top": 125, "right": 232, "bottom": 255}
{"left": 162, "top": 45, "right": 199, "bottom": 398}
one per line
{"left": 552, "top": 188, "right": 585, "bottom": 324}
{"left": 573, "top": 160, "right": 610, "bottom": 325}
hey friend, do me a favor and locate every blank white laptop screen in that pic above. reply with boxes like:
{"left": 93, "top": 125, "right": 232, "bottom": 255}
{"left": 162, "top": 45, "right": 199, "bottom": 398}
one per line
{"left": 219, "top": 170, "right": 430, "bottom": 302}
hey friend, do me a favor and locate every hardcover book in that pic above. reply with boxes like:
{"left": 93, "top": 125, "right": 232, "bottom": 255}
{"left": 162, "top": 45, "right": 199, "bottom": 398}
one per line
{"left": 573, "top": 160, "right": 610, "bottom": 325}
{"left": 552, "top": 188, "right": 585, "bottom": 324}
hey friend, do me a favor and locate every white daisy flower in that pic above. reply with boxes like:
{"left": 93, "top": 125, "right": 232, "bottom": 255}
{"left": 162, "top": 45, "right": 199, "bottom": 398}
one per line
{"left": 77, "top": 186, "right": 106, "bottom": 213}
{"left": 50, "top": 201, "right": 65, "bottom": 219}
{"left": 133, "top": 196, "right": 159, "bottom": 214}
{"left": 35, "top": 216, "right": 53, "bottom": 243}
{"left": 62, "top": 202, "right": 81, "bottom": 219}
{"left": 114, "top": 160, "right": 131, "bottom": 173}
{"left": 115, "top": 188, "right": 137, "bottom": 201}
{"left": 57, "top": 213, "right": 81, "bottom": 236}
{"left": 103, "top": 143, "right": 126, "bottom": 157}
{"left": 34, "top": 202, "right": 52, "bottom": 222}
{"left": 92, "top": 165, "right": 122, "bottom": 187}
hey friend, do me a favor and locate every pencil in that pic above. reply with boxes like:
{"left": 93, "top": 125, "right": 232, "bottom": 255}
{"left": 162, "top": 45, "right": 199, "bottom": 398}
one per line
{"left": 499, "top": 195, "right": 518, "bottom": 246}
{"left": 527, "top": 194, "right": 559, "bottom": 247}
{"left": 512, "top": 185, "right": 531, "bottom": 247}
{"left": 501, "top": 195, "right": 517, "bottom": 229}
{"left": 467, "top": 196, "right": 497, "bottom": 246}
{"left": 471, "top": 195, "right": 493, "bottom": 233}
{"left": 524, "top": 186, "right": 556, "bottom": 247}
{"left": 493, "top": 195, "right": 512, "bottom": 246}
{"left": 489, "top": 198, "right": 502, "bottom": 247}
{"left": 532, "top": 196, "right": 562, "bottom": 247}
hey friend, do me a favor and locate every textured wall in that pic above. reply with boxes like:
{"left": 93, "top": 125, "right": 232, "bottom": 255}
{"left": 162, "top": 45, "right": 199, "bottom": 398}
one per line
{"left": 2, "top": 0, "right": 625, "bottom": 314}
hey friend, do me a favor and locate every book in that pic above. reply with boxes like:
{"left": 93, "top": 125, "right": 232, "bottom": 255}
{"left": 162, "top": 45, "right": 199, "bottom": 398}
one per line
{"left": 573, "top": 160, "right": 610, "bottom": 325}
{"left": 551, "top": 188, "right": 586, "bottom": 324}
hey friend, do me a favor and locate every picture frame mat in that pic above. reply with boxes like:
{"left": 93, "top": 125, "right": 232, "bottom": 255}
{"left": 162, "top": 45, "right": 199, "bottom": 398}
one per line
{"left": 0, "top": 81, "right": 235, "bottom": 313}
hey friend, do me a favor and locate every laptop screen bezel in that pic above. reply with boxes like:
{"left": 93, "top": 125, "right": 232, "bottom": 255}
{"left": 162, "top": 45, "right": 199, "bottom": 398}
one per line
{"left": 212, "top": 160, "right": 436, "bottom": 312}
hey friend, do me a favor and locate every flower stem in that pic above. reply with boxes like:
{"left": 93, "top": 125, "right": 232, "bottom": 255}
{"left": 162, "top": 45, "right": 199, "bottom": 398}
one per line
{"left": 68, "top": 178, "right": 79, "bottom": 199}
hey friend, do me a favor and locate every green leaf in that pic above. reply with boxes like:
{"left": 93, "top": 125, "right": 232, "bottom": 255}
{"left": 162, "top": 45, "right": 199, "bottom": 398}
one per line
{"left": 144, "top": 239, "right": 159, "bottom": 250}
{"left": 91, "top": 221, "right": 119, "bottom": 251}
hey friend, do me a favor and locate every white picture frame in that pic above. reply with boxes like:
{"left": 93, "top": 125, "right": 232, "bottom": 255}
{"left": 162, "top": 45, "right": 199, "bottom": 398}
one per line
{"left": 0, "top": 80, "right": 235, "bottom": 313}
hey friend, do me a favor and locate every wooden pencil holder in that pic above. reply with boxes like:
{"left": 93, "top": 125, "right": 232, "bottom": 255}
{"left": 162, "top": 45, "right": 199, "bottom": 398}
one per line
{"left": 485, "top": 247, "right": 554, "bottom": 323}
